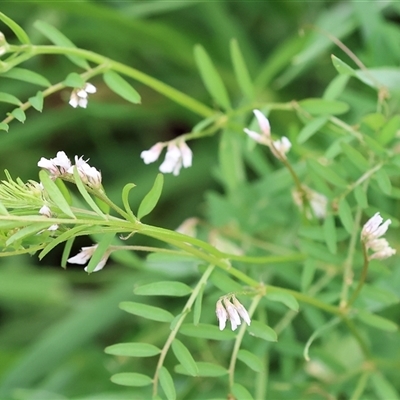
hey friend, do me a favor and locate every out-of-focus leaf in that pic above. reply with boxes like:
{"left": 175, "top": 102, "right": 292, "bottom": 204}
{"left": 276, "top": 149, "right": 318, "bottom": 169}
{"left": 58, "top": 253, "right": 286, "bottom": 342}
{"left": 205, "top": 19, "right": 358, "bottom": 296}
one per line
{"left": 175, "top": 362, "right": 228, "bottom": 377}
{"left": 323, "top": 74, "right": 350, "bottom": 100}
{"left": 119, "top": 301, "right": 174, "bottom": 322}
{"left": 298, "top": 98, "right": 349, "bottom": 115}
{"left": 34, "top": 20, "right": 90, "bottom": 69}
{"left": 237, "top": 349, "right": 263, "bottom": 372}
{"left": 232, "top": 383, "right": 254, "bottom": 400}
{"left": 63, "top": 72, "right": 85, "bottom": 88}
{"left": 0, "top": 12, "right": 30, "bottom": 44}
{"left": 354, "top": 186, "right": 368, "bottom": 209}
{"left": 370, "top": 373, "right": 400, "bottom": 400}
{"left": 179, "top": 323, "right": 236, "bottom": 340}
{"left": 134, "top": 281, "right": 192, "bottom": 296}
{"left": 1, "top": 68, "right": 51, "bottom": 87}
{"left": 230, "top": 38, "right": 254, "bottom": 99}
{"left": 247, "top": 320, "right": 277, "bottom": 341}
{"left": 323, "top": 213, "right": 337, "bottom": 254}
{"left": 103, "top": 70, "right": 141, "bottom": 104}
{"left": 194, "top": 44, "right": 231, "bottom": 110}
{"left": 338, "top": 198, "right": 353, "bottom": 234}
{"left": 297, "top": 116, "right": 328, "bottom": 144}
{"left": 110, "top": 372, "right": 153, "bottom": 387}
{"left": 267, "top": 292, "right": 299, "bottom": 311}
{"left": 171, "top": 339, "right": 198, "bottom": 377}
{"left": 375, "top": 168, "right": 392, "bottom": 195}
{"left": 105, "top": 342, "right": 161, "bottom": 357}
{"left": 0, "top": 92, "right": 22, "bottom": 106}
{"left": 340, "top": 142, "right": 369, "bottom": 171}
{"left": 331, "top": 54, "right": 356, "bottom": 76}
{"left": 307, "top": 159, "right": 348, "bottom": 188}
{"left": 357, "top": 310, "right": 398, "bottom": 332}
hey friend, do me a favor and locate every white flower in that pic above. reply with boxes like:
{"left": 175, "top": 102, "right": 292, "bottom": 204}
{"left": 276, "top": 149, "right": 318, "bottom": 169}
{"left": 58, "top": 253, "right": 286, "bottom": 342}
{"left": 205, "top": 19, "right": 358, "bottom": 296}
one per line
{"left": 38, "top": 204, "right": 59, "bottom": 231}
{"left": 69, "top": 83, "right": 97, "bottom": 108}
{"left": 361, "top": 212, "right": 396, "bottom": 260}
{"left": 292, "top": 186, "right": 327, "bottom": 220}
{"left": 68, "top": 156, "right": 102, "bottom": 188}
{"left": 140, "top": 143, "right": 164, "bottom": 164}
{"left": 216, "top": 296, "right": 251, "bottom": 331}
{"left": 244, "top": 109, "right": 271, "bottom": 145}
{"left": 67, "top": 244, "right": 110, "bottom": 272}
{"left": 271, "top": 136, "right": 292, "bottom": 160}
{"left": 216, "top": 299, "right": 228, "bottom": 330}
{"left": 244, "top": 109, "right": 291, "bottom": 160}
{"left": 159, "top": 141, "right": 193, "bottom": 176}
{"left": 38, "top": 151, "right": 72, "bottom": 177}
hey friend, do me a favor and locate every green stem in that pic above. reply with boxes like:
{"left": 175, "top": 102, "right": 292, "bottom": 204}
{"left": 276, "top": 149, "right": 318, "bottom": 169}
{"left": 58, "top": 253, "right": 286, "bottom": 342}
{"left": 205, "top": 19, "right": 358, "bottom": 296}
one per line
{"left": 347, "top": 243, "right": 369, "bottom": 308}
{"left": 152, "top": 264, "right": 215, "bottom": 397}
{"left": 228, "top": 295, "right": 262, "bottom": 392}
{"left": 8, "top": 44, "right": 215, "bottom": 118}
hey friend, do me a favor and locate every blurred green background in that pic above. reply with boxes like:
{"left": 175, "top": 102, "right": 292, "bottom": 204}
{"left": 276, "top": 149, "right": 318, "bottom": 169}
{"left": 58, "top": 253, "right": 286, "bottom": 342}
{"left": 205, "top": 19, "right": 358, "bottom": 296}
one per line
{"left": 1, "top": 1, "right": 400, "bottom": 399}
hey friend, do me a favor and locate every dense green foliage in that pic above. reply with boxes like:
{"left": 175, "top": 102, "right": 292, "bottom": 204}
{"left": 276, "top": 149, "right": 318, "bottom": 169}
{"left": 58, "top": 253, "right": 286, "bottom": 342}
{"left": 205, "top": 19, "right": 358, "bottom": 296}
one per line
{"left": 1, "top": 2, "right": 400, "bottom": 400}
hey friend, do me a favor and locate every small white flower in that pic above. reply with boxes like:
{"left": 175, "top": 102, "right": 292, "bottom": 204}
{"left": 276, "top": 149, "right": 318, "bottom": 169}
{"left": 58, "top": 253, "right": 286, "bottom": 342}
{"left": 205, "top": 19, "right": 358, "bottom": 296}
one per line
{"left": 292, "top": 186, "right": 327, "bottom": 220}
{"left": 159, "top": 142, "right": 193, "bottom": 176}
{"left": 38, "top": 151, "right": 72, "bottom": 177}
{"left": 67, "top": 244, "right": 110, "bottom": 272}
{"left": 216, "top": 295, "right": 251, "bottom": 331}
{"left": 271, "top": 136, "right": 292, "bottom": 160}
{"left": 140, "top": 143, "right": 164, "bottom": 164}
{"left": 39, "top": 205, "right": 52, "bottom": 218}
{"left": 216, "top": 299, "right": 228, "bottom": 330}
{"left": 69, "top": 156, "right": 102, "bottom": 188}
{"left": 361, "top": 213, "right": 396, "bottom": 260}
{"left": 69, "top": 83, "right": 96, "bottom": 108}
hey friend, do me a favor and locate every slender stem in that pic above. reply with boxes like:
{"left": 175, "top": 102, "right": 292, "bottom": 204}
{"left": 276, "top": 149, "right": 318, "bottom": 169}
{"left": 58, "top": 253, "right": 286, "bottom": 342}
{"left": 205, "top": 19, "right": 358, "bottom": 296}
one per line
{"left": 152, "top": 264, "right": 215, "bottom": 397}
{"left": 7, "top": 44, "right": 214, "bottom": 118}
{"left": 228, "top": 295, "right": 262, "bottom": 392}
{"left": 347, "top": 243, "right": 369, "bottom": 308}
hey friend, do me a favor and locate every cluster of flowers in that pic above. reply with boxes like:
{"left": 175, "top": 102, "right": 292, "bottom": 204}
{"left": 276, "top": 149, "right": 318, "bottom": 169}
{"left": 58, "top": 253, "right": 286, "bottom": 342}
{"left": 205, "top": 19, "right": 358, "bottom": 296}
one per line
{"left": 69, "top": 83, "right": 97, "bottom": 109}
{"left": 38, "top": 151, "right": 102, "bottom": 189}
{"left": 140, "top": 141, "right": 192, "bottom": 176}
{"left": 361, "top": 212, "right": 396, "bottom": 260}
{"left": 215, "top": 295, "right": 251, "bottom": 331}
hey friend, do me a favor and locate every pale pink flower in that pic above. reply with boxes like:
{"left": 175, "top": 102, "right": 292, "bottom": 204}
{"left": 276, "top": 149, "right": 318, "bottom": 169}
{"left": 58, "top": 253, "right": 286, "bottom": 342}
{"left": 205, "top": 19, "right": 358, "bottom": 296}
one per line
{"left": 216, "top": 296, "right": 251, "bottom": 331}
{"left": 67, "top": 244, "right": 110, "bottom": 272}
{"left": 140, "top": 143, "right": 164, "bottom": 164}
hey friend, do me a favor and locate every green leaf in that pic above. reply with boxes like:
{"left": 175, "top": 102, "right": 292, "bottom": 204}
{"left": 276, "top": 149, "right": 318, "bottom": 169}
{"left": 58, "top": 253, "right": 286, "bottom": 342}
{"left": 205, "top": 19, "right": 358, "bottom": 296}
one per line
{"left": 193, "top": 283, "right": 204, "bottom": 325}
{"left": 301, "top": 259, "right": 316, "bottom": 293}
{"left": 340, "top": 142, "right": 369, "bottom": 171}
{"left": 364, "top": 135, "right": 387, "bottom": 156}
{"left": 0, "top": 200, "right": 8, "bottom": 215}
{"left": 34, "top": 20, "right": 90, "bottom": 69}
{"left": 110, "top": 372, "right": 153, "bottom": 387}
{"left": 232, "top": 383, "right": 254, "bottom": 400}
{"left": 63, "top": 72, "right": 85, "bottom": 88}
{"left": 11, "top": 108, "right": 26, "bottom": 123}
{"left": 379, "top": 115, "right": 400, "bottom": 145}
{"left": 28, "top": 91, "right": 44, "bottom": 112}
{"left": 0, "top": 92, "right": 22, "bottom": 106}
{"left": 307, "top": 159, "right": 348, "bottom": 188}
{"left": 105, "top": 342, "right": 161, "bottom": 357}
{"left": 172, "top": 339, "right": 198, "bottom": 377}
{"left": 338, "top": 198, "right": 353, "bottom": 234}
{"left": 353, "top": 186, "right": 368, "bottom": 209}
{"left": 103, "top": 71, "right": 141, "bottom": 104}
{"left": 209, "top": 268, "right": 243, "bottom": 293}
{"left": 61, "top": 237, "right": 74, "bottom": 268}
{"left": 370, "top": 372, "right": 400, "bottom": 400}
{"left": 230, "top": 38, "right": 254, "bottom": 99}
{"left": 122, "top": 183, "right": 136, "bottom": 221}
{"left": 85, "top": 232, "right": 115, "bottom": 274}
{"left": 1, "top": 68, "right": 51, "bottom": 87}
{"left": 247, "top": 320, "right": 277, "bottom": 342}
{"left": 0, "top": 122, "right": 9, "bottom": 131}
{"left": 134, "top": 281, "right": 192, "bottom": 297}
{"left": 72, "top": 166, "right": 106, "bottom": 218}
{"left": 194, "top": 44, "right": 231, "bottom": 110}
{"left": 323, "top": 74, "right": 349, "bottom": 100}
{"left": 159, "top": 367, "right": 176, "bottom": 400}
{"left": 237, "top": 349, "right": 263, "bottom": 372}
{"left": 175, "top": 362, "right": 228, "bottom": 377}
{"left": 6, "top": 222, "right": 54, "bottom": 246}
{"left": 0, "top": 12, "right": 30, "bottom": 44}
{"left": 298, "top": 98, "right": 349, "bottom": 115}
{"left": 375, "top": 168, "right": 392, "bottom": 195}
{"left": 137, "top": 173, "right": 163, "bottom": 220}
{"left": 323, "top": 213, "right": 337, "bottom": 254}
{"left": 179, "top": 323, "right": 236, "bottom": 340}
{"left": 267, "top": 292, "right": 299, "bottom": 312}
{"left": 331, "top": 54, "right": 356, "bottom": 76}
{"left": 119, "top": 301, "right": 174, "bottom": 322}
{"left": 39, "top": 170, "right": 75, "bottom": 218}
{"left": 297, "top": 116, "right": 328, "bottom": 144}
{"left": 357, "top": 310, "right": 398, "bottom": 332}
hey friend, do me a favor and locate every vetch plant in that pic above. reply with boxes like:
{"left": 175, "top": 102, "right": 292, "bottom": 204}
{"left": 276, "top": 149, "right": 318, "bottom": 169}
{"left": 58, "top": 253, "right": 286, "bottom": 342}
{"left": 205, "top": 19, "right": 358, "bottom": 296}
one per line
{"left": 0, "top": 9, "right": 399, "bottom": 400}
